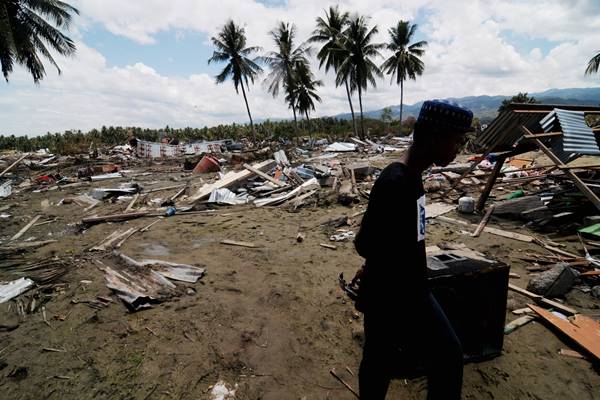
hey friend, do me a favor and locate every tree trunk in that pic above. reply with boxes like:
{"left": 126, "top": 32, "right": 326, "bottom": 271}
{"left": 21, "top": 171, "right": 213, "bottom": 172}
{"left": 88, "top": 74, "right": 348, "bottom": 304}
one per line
{"left": 240, "top": 80, "right": 256, "bottom": 142}
{"left": 399, "top": 79, "right": 404, "bottom": 136}
{"left": 345, "top": 79, "right": 357, "bottom": 137}
{"left": 305, "top": 110, "right": 311, "bottom": 142}
{"left": 358, "top": 85, "right": 365, "bottom": 139}
{"left": 292, "top": 106, "right": 299, "bottom": 145}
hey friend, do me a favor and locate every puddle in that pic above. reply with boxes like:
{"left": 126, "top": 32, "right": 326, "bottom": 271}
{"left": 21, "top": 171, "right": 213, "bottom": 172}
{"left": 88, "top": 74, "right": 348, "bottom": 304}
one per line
{"left": 192, "top": 237, "right": 216, "bottom": 248}
{"left": 141, "top": 243, "right": 171, "bottom": 256}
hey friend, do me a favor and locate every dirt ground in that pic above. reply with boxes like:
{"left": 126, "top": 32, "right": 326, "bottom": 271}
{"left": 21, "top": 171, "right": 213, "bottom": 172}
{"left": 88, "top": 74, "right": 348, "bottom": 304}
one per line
{"left": 1, "top": 153, "right": 599, "bottom": 400}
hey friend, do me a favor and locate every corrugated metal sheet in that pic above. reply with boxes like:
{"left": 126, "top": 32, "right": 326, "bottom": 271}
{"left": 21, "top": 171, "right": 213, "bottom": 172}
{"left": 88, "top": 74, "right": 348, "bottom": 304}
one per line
{"left": 555, "top": 109, "right": 600, "bottom": 155}
{"left": 136, "top": 140, "right": 226, "bottom": 158}
{"left": 475, "top": 103, "right": 600, "bottom": 153}
{"left": 475, "top": 111, "right": 548, "bottom": 151}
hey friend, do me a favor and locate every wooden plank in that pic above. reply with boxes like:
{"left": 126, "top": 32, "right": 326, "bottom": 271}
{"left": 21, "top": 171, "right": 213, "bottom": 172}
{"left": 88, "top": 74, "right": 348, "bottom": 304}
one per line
{"left": 220, "top": 239, "right": 256, "bottom": 248}
{"left": 243, "top": 163, "right": 286, "bottom": 187}
{"left": 320, "top": 243, "right": 337, "bottom": 250}
{"left": 508, "top": 283, "right": 578, "bottom": 315}
{"left": 436, "top": 216, "right": 535, "bottom": 242}
{"left": 543, "top": 244, "right": 581, "bottom": 259}
{"left": 0, "top": 154, "right": 28, "bottom": 178}
{"left": 529, "top": 304, "right": 600, "bottom": 362}
{"left": 473, "top": 206, "right": 494, "bottom": 237}
{"left": 10, "top": 215, "right": 41, "bottom": 241}
{"left": 190, "top": 159, "right": 276, "bottom": 202}
{"left": 523, "top": 132, "right": 563, "bottom": 139}
{"left": 125, "top": 193, "right": 140, "bottom": 212}
{"left": 483, "top": 226, "right": 535, "bottom": 242}
{"left": 143, "top": 184, "right": 186, "bottom": 194}
{"left": 558, "top": 349, "right": 586, "bottom": 359}
{"left": 82, "top": 211, "right": 148, "bottom": 225}
{"left": 521, "top": 126, "right": 600, "bottom": 211}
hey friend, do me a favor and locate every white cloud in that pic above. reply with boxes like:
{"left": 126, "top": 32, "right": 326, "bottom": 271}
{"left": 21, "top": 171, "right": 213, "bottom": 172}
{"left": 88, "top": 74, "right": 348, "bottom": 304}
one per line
{"left": 3, "top": 0, "right": 600, "bottom": 136}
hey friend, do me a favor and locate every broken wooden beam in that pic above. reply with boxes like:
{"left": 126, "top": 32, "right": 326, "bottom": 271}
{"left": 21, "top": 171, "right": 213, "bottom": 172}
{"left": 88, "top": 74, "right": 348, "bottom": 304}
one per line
{"left": 0, "top": 154, "right": 28, "bottom": 178}
{"left": 242, "top": 163, "right": 286, "bottom": 187}
{"left": 82, "top": 211, "right": 148, "bottom": 225}
{"left": 220, "top": 239, "right": 256, "bottom": 248}
{"left": 508, "top": 283, "right": 577, "bottom": 315}
{"left": 10, "top": 215, "right": 41, "bottom": 241}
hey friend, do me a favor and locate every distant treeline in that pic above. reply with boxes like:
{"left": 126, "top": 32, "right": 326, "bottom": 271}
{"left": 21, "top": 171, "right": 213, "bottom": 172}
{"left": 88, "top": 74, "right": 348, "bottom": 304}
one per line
{"left": 0, "top": 116, "right": 409, "bottom": 155}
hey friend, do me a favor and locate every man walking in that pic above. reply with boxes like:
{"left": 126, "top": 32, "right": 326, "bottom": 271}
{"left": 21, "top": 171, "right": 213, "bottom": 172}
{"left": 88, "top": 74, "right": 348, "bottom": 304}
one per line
{"left": 354, "top": 100, "right": 473, "bottom": 399}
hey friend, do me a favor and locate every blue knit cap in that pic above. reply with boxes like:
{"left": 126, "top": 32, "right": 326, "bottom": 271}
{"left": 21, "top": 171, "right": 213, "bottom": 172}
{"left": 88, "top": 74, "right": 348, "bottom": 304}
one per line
{"left": 417, "top": 99, "right": 473, "bottom": 133}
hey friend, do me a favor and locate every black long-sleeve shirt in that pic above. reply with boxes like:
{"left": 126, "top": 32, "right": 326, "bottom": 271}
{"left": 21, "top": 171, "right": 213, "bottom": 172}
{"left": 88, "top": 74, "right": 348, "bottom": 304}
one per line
{"left": 354, "top": 162, "right": 428, "bottom": 300}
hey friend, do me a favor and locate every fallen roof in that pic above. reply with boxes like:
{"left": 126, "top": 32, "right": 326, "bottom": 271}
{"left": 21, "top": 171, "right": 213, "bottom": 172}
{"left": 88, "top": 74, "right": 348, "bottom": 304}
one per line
{"left": 476, "top": 103, "right": 600, "bottom": 152}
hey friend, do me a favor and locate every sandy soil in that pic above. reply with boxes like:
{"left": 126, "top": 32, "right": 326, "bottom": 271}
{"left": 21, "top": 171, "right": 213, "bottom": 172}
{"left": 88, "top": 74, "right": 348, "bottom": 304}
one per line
{"left": 0, "top": 154, "right": 599, "bottom": 400}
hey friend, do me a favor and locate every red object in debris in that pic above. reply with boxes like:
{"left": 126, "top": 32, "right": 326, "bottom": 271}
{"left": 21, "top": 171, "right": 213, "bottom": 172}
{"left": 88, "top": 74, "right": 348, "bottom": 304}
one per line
{"left": 193, "top": 155, "right": 221, "bottom": 174}
{"left": 35, "top": 175, "right": 56, "bottom": 184}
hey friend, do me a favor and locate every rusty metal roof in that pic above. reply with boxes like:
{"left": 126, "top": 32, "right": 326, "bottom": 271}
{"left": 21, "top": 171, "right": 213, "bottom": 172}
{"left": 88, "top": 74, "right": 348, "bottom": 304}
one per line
{"left": 475, "top": 103, "right": 600, "bottom": 152}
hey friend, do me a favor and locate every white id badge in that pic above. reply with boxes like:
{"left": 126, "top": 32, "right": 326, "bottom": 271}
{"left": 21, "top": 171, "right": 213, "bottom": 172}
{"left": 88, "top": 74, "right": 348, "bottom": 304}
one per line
{"left": 417, "top": 194, "right": 426, "bottom": 242}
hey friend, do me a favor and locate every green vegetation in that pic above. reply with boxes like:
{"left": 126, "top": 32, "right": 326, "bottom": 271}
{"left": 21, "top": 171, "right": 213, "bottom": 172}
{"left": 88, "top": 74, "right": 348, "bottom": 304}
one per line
{"left": 262, "top": 22, "right": 312, "bottom": 132}
{"left": 381, "top": 20, "right": 427, "bottom": 131}
{"left": 498, "top": 92, "right": 538, "bottom": 113}
{"left": 208, "top": 20, "right": 262, "bottom": 140}
{"left": 0, "top": 0, "right": 79, "bottom": 83}
{"left": 335, "top": 15, "right": 384, "bottom": 139}
{"left": 309, "top": 6, "right": 357, "bottom": 136}
{"left": 0, "top": 4, "right": 427, "bottom": 150}
{"left": 0, "top": 117, "right": 405, "bottom": 154}
{"left": 586, "top": 51, "right": 600, "bottom": 76}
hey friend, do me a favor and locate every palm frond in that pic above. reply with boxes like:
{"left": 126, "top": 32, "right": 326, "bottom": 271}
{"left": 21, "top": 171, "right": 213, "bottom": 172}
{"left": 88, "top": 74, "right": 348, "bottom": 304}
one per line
{"left": 586, "top": 51, "right": 600, "bottom": 75}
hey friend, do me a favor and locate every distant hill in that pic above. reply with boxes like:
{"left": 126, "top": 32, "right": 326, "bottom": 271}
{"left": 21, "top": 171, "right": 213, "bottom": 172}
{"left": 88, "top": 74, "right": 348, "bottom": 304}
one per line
{"left": 332, "top": 87, "right": 600, "bottom": 124}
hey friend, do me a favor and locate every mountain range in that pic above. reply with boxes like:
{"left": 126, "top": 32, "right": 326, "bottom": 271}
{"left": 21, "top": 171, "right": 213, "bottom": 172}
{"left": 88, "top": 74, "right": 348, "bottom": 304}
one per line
{"left": 332, "top": 87, "right": 600, "bottom": 123}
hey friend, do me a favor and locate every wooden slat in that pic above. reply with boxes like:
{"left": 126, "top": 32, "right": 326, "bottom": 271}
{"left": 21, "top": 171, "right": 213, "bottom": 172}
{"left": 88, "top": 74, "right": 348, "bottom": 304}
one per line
{"left": 10, "top": 215, "right": 41, "bottom": 241}
{"left": 529, "top": 304, "right": 600, "bottom": 362}
{"left": 508, "top": 283, "right": 577, "bottom": 315}
{"left": 523, "top": 132, "right": 563, "bottom": 139}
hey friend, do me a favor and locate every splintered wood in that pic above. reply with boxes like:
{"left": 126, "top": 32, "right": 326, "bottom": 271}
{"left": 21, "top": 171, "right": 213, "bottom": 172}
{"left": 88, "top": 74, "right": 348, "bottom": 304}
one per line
{"left": 529, "top": 304, "right": 600, "bottom": 362}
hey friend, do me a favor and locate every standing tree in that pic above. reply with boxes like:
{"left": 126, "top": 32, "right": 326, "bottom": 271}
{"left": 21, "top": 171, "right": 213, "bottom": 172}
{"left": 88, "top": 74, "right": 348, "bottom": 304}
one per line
{"left": 586, "top": 51, "right": 600, "bottom": 76}
{"left": 0, "top": 0, "right": 79, "bottom": 83}
{"left": 262, "top": 22, "right": 311, "bottom": 134}
{"left": 336, "top": 15, "right": 383, "bottom": 138}
{"left": 498, "top": 92, "right": 538, "bottom": 113}
{"left": 309, "top": 6, "right": 358, "bottom": 136}
{"left": 381, "top": 20, "right": 427, "bottom": 131}
{"left": 209, "top": 20, "right": 262, "bottom": 140}
{"left": 291, "top": 62, "right": 322, "bottom": 137}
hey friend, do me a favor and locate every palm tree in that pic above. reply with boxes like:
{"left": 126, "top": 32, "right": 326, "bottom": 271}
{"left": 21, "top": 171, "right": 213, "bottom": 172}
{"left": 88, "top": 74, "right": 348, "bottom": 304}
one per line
{"left": 381, "top": 20, "right": 427, "bottom": 131}
{"left": 336, "top": 15, "right": 383, "bottom": 139}
{"left": 262, "top": 22, "right": 311, "bottom": 133}
{"left": 208, "top": 20, "right": 262, "bottom": 140}
{"left": 0, "top": 0, "right": 79, "bottom": 83}
{"left": 309, "top": 6, "right": 358, "bottom": 136}
{"left": 586, "top": 51, "right": 600, "bottom": 76}
{"left": 291, "top": 62, "right": 322, "bottom": 136}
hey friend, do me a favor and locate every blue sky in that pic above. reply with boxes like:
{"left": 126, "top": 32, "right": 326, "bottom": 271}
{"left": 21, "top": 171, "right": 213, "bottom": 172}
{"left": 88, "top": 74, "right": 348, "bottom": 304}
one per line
{"left": 3, "top": 0, "right": 600, "bottom": 136}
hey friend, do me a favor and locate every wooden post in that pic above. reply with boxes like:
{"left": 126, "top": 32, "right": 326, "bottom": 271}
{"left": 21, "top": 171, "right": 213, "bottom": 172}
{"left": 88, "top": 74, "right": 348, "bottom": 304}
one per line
{"left": 521, "top": 126, "right": 600, "bottom": 211}
{"left": 476, "top": 157, "right": 505, "bottom": 212}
